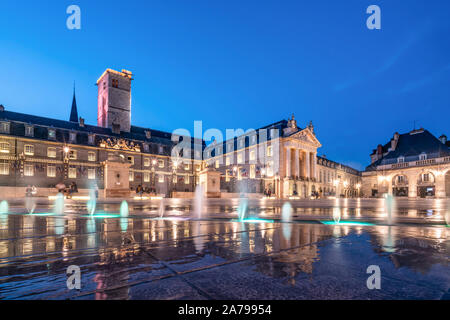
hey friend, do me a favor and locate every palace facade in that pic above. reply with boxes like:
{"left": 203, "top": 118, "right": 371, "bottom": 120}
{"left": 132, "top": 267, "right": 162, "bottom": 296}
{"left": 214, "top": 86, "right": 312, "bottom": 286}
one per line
{"left": 0, "top": 68, "right": 362, "bottom": 198}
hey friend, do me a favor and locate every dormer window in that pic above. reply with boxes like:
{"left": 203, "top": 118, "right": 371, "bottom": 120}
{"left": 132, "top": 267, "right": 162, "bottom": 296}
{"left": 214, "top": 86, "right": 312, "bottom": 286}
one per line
{"left": 48, "top": 129, "right": 56, "bottom": 140}
{"left": 419, "top": 153, "right": 427, "bottom": 161}
{"left": 69, "top": 132, "right": 76, "bottom": 143}
{"left": 397, "top": 156, "right": 404, "bottom": 163}
{"left": 145, "top": 130, "right": 151, "bottom": 139}
{"left": 159, "top": 146, "right": 164, "bottom": 154}
{"left": 25, "top": 125, "right": 34, "bottom": 137}
{"left": 88, "top": 134, "right": 95, "bottom": 145}
{"left": 143, "top": 143, "right": 149, "bottom": 152}
{"left": 0, "top": 122, "right": 10, "bottom": 134}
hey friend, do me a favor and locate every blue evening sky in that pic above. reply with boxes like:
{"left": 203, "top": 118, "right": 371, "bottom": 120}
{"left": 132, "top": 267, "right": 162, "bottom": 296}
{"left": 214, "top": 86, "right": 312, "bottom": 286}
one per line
{"left": 0, "top": 0, "right": 449, "bottom": 170}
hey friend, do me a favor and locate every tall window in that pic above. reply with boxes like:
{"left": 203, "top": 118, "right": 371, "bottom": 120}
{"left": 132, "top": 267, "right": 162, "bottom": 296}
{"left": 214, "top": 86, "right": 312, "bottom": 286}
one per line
{"left": 0, "top": 162, "right": 9, "bottom": 175}
{"left": 127, "top": 156, "right": 134, "bottom": 165}
{"left": 47, "top": 147, "right": 56, "bottom": 158}
{"left": 158, "top": 159, "right": 164, "bottom": 168}
{"left": 69, "top": 132, "right": 76, "bottom": 142}
{"left": 250, "top": 164, "right": 256, "bottom": 179}
{"left": 88, "top": 151, "right": 96, "bottom": 162}
{"left": 0, "top": 142, "right": 10, "bottom": 154}
{"left": 249, "top": 149, "right": 256, "bottom": 161}
{"left": 68, "top": 167, "right": 76, "bottom": 178}
{"left": 267, "top": 161, "right": 274, "bottom": 177}
{"left": 226, "top": 156, "right": 231, "bottom": 166}
{"left": 158, "top": 174, "right": 164, "bottom": 183}
{"left": 112, "top": 79, "right": 119, "bottom": 88}
{"left": 24, "top": 145, "right": 34, "bottom": 156}
{"left": 144, "top": 158, "right": 150, "bottom": 167}
{"left": 88, "top": 168, "right": 96, "bottom": 180}
{"left": 143, "top": 172, "right": 150, "bottom": 182}
{"left": 419, "top": 153, "right": 427, "bottom": 161}
{"left": 47, "top": 165, "right": 56, "bottom": 177}
{"left": 129, "top": 171, "right": 134, "bottom": 182}
{"left": 237, "top": 152, "right": 244, "bottom": 164}
{"left": 398, "top": 156, "right": 404, "bottom": 163}
{"left": 185, "top": 175, "right": 190, "bottom": 184}
{"left": 24, "top": 164, "right": 34, "bottom": 177}
{"left": 267, "top": 145, "right": 273, "bottom": 157}
{"left": 215, "top": 159, "right": 220, "bottom": 168}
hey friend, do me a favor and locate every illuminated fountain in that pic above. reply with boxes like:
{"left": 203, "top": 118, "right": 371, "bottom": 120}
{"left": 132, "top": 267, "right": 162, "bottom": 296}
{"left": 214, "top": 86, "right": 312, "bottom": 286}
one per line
{"left": 385, "top": 193, "right": 395, "bottom": 225}
{"left": 25, "top": 197, "right": 36, "bottom": 214}
{"left": 54, "top": 193, "right": 65, "bottom": 215}
{"left": 332, "top": 198, "right": 341, "bottom": 224}
{"left": 281, "top": 202, "right": 293, "bottom": 240}
{"left": 158, "top": 198, "right": 165, "bottom": 218}
{"left": 237, "top": 197, "right": 248, "bottom": 221}
{"left": 194, "top": 185, "right": 205, "bottom": 219}
{"left": 120, "top": 200, "right": 129, "bottom": 217}
{"left": 0, "top": 200, "right": 8, "bottom": 214}
{"left": 87, "top": 189, "right": 97, "bottom": 216}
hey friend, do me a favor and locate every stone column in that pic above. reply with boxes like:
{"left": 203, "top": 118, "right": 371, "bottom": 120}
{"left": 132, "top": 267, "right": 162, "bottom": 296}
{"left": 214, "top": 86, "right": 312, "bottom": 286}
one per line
{"left": 312, "top": 152, "right": 317, "bottom": 180}
{"left": 305, "top": 151, "right": 310, "bottom": 179}
{"left": 286, "top": 148, "right": 291, "bottom": 178}
{"left": 294, "top": 149, "right": 300, "bottom": 178}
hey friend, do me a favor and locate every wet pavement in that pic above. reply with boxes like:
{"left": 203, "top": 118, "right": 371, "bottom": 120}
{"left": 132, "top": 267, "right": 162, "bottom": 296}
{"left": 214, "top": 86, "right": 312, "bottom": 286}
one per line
{"left": 0, "top": 201, "right": 449, "bottom": 300}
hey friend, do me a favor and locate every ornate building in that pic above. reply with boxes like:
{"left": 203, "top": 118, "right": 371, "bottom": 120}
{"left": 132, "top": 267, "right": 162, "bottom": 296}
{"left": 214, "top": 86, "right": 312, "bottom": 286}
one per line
{"left": 0, "top": 68, "right": 361, "bottom": 198}
{"left": 361, "top": 129, "right": 450, "bottom": 198}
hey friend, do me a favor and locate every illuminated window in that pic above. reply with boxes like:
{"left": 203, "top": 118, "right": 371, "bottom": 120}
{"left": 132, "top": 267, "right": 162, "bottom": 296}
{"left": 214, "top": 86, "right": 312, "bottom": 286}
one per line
{"left": 250, "top": 164, "right": 256, "bottom": 179}
{"left": 0, "top": 142, "right": 10, "bottom": 153}
{"left": 267, "top": 145, "right": 273, "bottom": 157}
{"left": 24, "top": 145, "right": 34, "bottom": 156}
{"left": 237, "top": 152, "right": 244, "bottom": 164}
{"left": 69, "top": 150, "right": 77, "bottom": 160}
{"left": 184, "top": 163, "right": 190, "bottom": 170}
{"left": 215, "top": 160, "right": 220, "bottom": 168}
{"left": 249, "top": 149, "right": 256, "bottom": 161}
{"left": 173, "top": 175, "right": 177, "bottom": 183}
{"left": 129, "top": 171, "right": 134, "bottom": 182}
{"left": 0, "top": 162, "right": 9, "bottom": 175}
{"left": 226, "top": 156, "right": 231, "bottom": 166}
{"left": 185, "top": 175, "right": 190, "bottom": 184}
{"left": 47, "top": 165, "right": 56, "bottom": 178}
{"left": 24, "top": 164, "right": 34, "bottom": 177}
{"left": 143, "top": 172, "right": 150, "bottom": 182}
{"left": 68, "top": 167, "right": 76, "bottom": 178}
{"left": 158, "top": 159, "right": 164, "bottom": 168}
{"left": 88, "top": 168, "right": 96, "bottom": 180}
{"left": 158, "top": 175, "right": 164, "bottom": 183}
{"left": 144, "top": 158, "right": 150, "bottom": 167}
{"left": 88, "top": 151, "right": 96, "bottom": 162}
{"left": 47, "top": 147, "right": 56, "bottom": 158}
{"left": 127, "top": 156, "right": 134, "bottom": 165}
{"left": 195, "top": 164, "right": 201, "bottom": 172}
{"left": 226, "top": 171, "right": 230, "bottom": 182}
{"left": 267, "top": 161, "right": 274, "bottom": 177}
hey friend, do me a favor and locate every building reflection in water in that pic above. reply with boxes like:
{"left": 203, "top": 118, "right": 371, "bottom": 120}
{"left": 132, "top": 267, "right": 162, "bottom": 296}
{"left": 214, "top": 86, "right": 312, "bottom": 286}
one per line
{"left": 0, "top": 212, "right": 448, "bottom": 299}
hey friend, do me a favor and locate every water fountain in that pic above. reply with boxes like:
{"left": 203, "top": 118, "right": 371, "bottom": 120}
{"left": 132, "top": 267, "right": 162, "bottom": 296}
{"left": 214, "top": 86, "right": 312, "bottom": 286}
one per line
{"left": 0, "top": 200, "right": 9, "bottom": 214}
{"left": 385, "top": 193, "right": 394, "bottom": 225}
{"left": 332, "top": 198, "right": 341, "bottom": 224}
{"left": 194, "top": 185, "right": 205, "bottom": 219}
{"left": 25, "top": 197, "right": 36, "bottom": 214}
{"left": 237, "top": 197, "right": 248, "bottom": 221}
{"left": 281, "top": 202, "right": 293, "bottom": 240}
{"left": 120, "top": 200, "right": 129, "bottom": 217}
{"left": 54, "top": 193, "right": 65, "bottom": 215}
{"left": 158, "top": 198, "right": 165, "bottom": 218}
{"left": 87, "top": 189, "right": 97, "bottom": 216}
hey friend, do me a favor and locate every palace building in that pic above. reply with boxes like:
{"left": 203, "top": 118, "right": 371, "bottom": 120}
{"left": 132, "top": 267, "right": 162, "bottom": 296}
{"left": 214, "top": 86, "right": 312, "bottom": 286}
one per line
{"left": 361, "top": 129, "right": 450, "bottom": 198}
{"left": 0, "top": 68, "right": 362, "bottom": 198}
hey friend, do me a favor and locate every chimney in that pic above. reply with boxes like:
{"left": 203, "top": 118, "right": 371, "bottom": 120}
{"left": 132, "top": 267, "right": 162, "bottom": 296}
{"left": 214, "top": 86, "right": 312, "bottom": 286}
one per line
{"left": 0, "top": 105, "right": 4, "bottom": 112}
{"left": 391, "top": 132, "right": 399, "bottom": 150}
{"left": 377, "top": 144, "right": 383, "bottom": 155}
{"left": 112, "top": 123, "right": 120, "bottom": 134}
{"left": 439, "top": 135, "right": 447, "bottom": 145}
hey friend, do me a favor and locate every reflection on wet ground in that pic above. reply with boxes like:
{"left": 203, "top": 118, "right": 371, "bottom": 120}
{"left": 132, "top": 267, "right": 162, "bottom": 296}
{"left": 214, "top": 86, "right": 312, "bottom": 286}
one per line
{"left": 0, "top": 209, "right": 448, "bottom": 299}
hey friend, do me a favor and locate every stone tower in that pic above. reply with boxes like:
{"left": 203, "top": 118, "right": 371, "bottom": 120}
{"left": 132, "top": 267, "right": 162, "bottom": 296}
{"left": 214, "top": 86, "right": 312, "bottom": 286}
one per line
{"left": 97, "top": 69, "right": 133, "bottom": 133}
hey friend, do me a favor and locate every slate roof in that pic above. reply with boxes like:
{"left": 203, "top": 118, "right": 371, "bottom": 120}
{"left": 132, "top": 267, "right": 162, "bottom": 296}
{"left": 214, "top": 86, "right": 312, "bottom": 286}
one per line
{"left": 0, "top": 109, "right": 204, "bottom": 157}
{"left": 366, "top": 129, "right": 450, "bottom": 171}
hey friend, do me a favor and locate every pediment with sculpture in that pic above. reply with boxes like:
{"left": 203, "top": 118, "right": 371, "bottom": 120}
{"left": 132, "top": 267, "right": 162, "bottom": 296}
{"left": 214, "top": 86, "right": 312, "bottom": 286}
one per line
{"left": 99, "top": 137, "right": 141, "bottom": 152}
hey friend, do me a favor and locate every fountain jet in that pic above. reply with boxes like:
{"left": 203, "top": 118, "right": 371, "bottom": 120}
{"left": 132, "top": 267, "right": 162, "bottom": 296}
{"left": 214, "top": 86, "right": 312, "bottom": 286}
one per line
{"left": 0, "top": 200, "right": 8, "bottom": 214}
{"left": 194, "top": 185, "right": 205, "bottom": 219}
{"left": 87, "top": 189, "right": 97, "bottom": 215}
{"left": 281, "top": 202, "right": 293, "bottom": 240}
{"left": 54, "top": 193, "right": 65, "bottom": 215}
